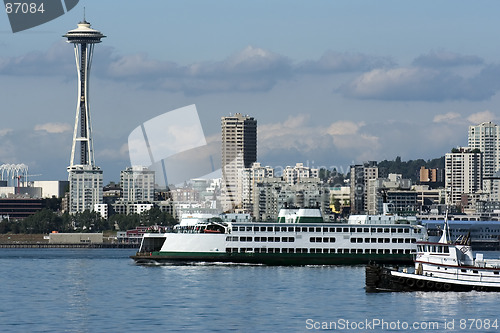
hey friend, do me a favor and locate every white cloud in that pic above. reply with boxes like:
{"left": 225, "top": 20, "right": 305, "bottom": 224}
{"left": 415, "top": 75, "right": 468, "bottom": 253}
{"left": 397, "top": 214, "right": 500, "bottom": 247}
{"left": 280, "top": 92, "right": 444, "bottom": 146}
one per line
{"left": 433, "top": 112, "right": 462, "bottom": 124}
{"left": 34, "top": 123, "right": 71, "bottom": 134}
{"left": 467, "top": 110, "right": 497, "bottom": 124}
{"left": 413, "top": 50, "right": 483, "bottom": 68}
{"left": 0, "top": 129, "right": 13, "bottom": 137}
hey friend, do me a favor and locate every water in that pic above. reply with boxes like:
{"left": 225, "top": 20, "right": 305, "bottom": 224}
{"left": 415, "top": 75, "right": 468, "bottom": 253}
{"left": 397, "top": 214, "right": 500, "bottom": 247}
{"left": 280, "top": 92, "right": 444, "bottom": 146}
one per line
{"left": 1, "top": 249, "right": 499, "bottom": 332}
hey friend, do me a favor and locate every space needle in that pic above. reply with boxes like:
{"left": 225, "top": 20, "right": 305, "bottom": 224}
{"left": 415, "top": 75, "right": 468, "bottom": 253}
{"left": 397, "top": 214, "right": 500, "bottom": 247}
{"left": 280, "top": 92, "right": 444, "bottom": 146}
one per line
{"left": 64, "top": 18, "right": 105, "bottom": 214}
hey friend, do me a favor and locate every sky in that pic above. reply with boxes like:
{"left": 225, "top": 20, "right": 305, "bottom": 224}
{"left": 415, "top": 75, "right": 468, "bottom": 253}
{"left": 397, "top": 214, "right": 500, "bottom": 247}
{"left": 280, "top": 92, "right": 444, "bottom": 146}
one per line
{"left": 1, "top": 1, "right": 500, "bottom": 184}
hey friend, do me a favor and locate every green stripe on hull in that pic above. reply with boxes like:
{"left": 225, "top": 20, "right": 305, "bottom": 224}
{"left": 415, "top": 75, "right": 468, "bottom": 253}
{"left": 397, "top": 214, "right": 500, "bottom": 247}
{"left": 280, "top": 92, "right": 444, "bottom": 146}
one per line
{"left": 131, "top": 252, "right": 413, "bottom": 266}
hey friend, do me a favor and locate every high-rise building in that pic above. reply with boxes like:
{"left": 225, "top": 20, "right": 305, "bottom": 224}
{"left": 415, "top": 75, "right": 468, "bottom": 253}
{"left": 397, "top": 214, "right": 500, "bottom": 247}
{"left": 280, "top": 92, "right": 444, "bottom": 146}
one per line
{"left": 121, "top": 166, "right": 155, "bottom": 202}
{"left": 221, "top": 113, "right": 257, "bottom": 212}
{"left": 283, "top": 163, "right": 319, "bottom": 185}
{"left": 64, "top": 20, "right": 105, "bottom": 213}
{"left": 445, "top": 147, "right": 482, "bottom": 206}
{"left": 468, "top": 122, "right": 500, "bottom": 179}
{"left": 240, "top": 162, "right": 274, "bottom": 213}
{"left": 349, "top": 161, "right": 378, "bottom": 214}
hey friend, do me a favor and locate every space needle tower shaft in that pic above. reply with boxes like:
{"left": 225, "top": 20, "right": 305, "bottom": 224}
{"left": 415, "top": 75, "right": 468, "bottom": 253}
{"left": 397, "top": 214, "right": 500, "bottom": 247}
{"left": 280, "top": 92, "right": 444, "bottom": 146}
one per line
{"left": 63, "top": 20, "right": 105, "bottom": 167}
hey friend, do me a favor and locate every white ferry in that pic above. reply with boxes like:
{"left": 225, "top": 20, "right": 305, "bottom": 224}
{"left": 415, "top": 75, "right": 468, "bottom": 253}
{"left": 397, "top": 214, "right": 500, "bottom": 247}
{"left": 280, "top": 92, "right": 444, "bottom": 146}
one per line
{"left": 131, "top": 206, "right": 427, "bottom": 265}
{"left": 366, "top": 214, "right": 500, "bottom": 292}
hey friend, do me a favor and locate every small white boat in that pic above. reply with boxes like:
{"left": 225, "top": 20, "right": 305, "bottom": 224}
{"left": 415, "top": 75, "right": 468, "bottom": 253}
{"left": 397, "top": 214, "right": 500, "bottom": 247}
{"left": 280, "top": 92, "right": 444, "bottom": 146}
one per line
{"left": 366, "top": 212, "right": 500, "bottom": 292}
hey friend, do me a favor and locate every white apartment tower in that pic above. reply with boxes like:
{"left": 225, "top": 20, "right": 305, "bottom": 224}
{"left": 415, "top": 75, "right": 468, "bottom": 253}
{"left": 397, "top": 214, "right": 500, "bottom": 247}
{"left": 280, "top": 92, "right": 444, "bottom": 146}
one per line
{"left": 64, "top": 20, "right": 105, "bottom": 213}
{"left": 221, "top": 113, "right": 257, "bottom": 212}
{"left": 121, "top": 166, "right": 155, "bottom": 202}
{"left": 445, "top": 147, "right": 482, "bottom": 206}
{"left": 468, "top": 121, "right": 500, "bottom": 179}
{"left": 283, "top": 163, "right": 319, "bottom": 185}
{"left": 240, "top": 162, "right": 274, "bottom": 213}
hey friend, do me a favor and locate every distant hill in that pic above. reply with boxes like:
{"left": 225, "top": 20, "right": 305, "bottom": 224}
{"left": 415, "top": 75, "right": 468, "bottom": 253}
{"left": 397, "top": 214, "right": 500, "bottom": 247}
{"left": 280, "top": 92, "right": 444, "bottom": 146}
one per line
{"left": 377, "top": 156, "right": 444, "bottom": 183}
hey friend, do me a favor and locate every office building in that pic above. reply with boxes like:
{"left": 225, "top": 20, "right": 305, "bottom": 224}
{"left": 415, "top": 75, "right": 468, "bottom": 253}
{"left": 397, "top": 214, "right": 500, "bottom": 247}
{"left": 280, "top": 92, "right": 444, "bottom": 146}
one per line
{"left": 445, "top": 147, "right": 482, "bottom": 206}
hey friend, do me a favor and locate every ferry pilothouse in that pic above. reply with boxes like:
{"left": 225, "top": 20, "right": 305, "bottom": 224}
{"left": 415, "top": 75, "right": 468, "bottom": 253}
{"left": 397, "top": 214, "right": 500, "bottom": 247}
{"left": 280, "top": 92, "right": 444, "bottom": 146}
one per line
{"left": 131, "top": 205, "right": 427, "bottom": 265}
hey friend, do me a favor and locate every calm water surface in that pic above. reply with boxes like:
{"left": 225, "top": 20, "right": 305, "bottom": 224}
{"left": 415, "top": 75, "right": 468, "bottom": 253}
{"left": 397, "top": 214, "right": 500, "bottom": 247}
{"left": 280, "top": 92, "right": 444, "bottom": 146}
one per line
{"left": 0, "top": 248, "right": 499, "bottom": 332}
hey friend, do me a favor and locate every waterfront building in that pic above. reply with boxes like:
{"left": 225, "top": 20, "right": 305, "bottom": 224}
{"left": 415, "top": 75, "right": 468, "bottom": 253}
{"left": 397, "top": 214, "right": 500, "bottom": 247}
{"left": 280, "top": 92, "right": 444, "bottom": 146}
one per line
{"left": 350, "top": 161, "right": 378, "bottom": 214}
{"left": 282, "top": 163, "right": 319, "bottom": 185}
{"left": 253, "top": 178, "right": 329, "bottom": 221}
{"left": 64, "top": 20, "right": 105, "bottom": 213}
{"left": 240, "top": 162, "right": 274, "bottom": 213}
{"left": 367, "top": 174, "right": 414, "bottom": 214}
{"left": 468, "top": 121, "right": 500, "bottom": 179}
{"left": 445, "top": 147, "right": 482, "bottom": 207}
{"left": 419, "top": 166, "right": 444, "bottom": 188}
{"left": 120, "top": 166, "right": 155, "bottom": 202}
{"left": 221, "top": 113, "right": 257, "bottom": 212}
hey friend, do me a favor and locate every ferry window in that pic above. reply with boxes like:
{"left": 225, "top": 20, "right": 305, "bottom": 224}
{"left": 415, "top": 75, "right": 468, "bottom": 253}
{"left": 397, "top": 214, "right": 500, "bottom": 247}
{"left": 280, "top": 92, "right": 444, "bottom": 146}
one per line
{"left": 343, "top": 228, "right": 349, "bottom": 232}
{"left": 398, "top": 249, "right": 404, "bottom": 254}
{"left": 323, "top": 227, "right": 329, "bottom": 233}
{"left": 337, "top": 227, "right": 343, "bottom": 232}
{"left": 275, "top": 248, "right": 280, "bottom": 253}
{"left": 411, "top": 239, "right": 416, "bottom": 243}
{"left": 308, "top": 227, "right": 314, "bottom": 232}
{"left": 377, "top": 228, "right": 383, "bottom": 233}
{"left": 255, "top": 237, "right": 260, "bottom": 242}
{"left": 310, "top": 237, "right": 315, "bottom": 242}
{"left": 288, "top": 227, "right": 294, "bottom": 232}
{"left": 398, "top": 239, "right": 403, "bottom": 243}
{"left": 404, "top": 229, "right": 409, "bottom": 233}
{"left": 267, "top": 227, "right": 273, "bottom": 232}
{"left": 282, "top": 237, "right": 288, "bottom": 242}
{"left": 371, "top": 238, "right": 377, "bottom": 243}
{"left": 316, "top": 227, "right": 321, "bottom": 232}
{"left": 226, "top": 236, "right": 231, "bottom": 241}
{"left": 323, "top": 237, "right": 329, "bottom": 243}
{"left": 330, "top": 227, "right": 336, "bottom": 232}
{"left": 495, "top": 272, "right": 499, "bottom": 275}
{"left": 261, "top": 237, "right": 267, "bottom": 242}
{"left": 371, "top": 249, "right": 377, "bottom": 254}
{"left": 310, "top": 249, "right": 316, "bottom": 253}
{"left": 365, "top": 238, "right": 371, "bottom": 243}
{"left": 282, "top": 248, "right": 288, "bottom": 253}
{"left": 323, "top": 249, "right": 330, "bottom": 253}
{"left": 302, "top": 227, "right": 308, "bottom": 232}
{"left": 364, "top": 228, "right": 369, "bottom": 233}
{"left": 473, "top": 270, "right": 478, "bottom": 274}
{"left": 405, "top": 250, "right": 411, "bottom": 254}
{"left": 246, "top": 227, "right": 252, "bottom": 231}
{"left": 261, "top": 248, "right": 267, "bottom": 253}
{"left": 357, "top": 228, "right": 363, "bottom": 233}
{"left": 392, "top": 239, "right": 397, "bottom": 243}
{"left": 350, "top": 238, "right": 357, "bottom": 243}
{"left": 357, "top": 249, "right": 363, "bottom": 254}
{"left": 461, "top": 269, "right": 467, "bottom": 273}
{"left": 316, "top": 237, "right": 322, "bottom": 242}
{"left": 254, "top": 248, "right": 260, "bottom": 253}
{"left": 391, "top": 228, "right": 397, "bottom": 233}
{"left": 260, "top": 227, "right": 266, "bottom": 232}
{"left": 289, "top": 248, "right": 295, "bottom": 253}
{"left": 275, "top": 237, "right": 280, "bottom": 242}
{"left": 384, "top": 238, "right": 390, "bottom": 243}
{"left": 253, "top": 227, "right": 259, "bottom": 232}
{"left": 350, "top": 228, "right": 356, "bottom": 233}
{"left": 268, "top": 248, "right": 274, "bottom": 253}
{"left": 378, "top": 238, "right": 383, "bottom": 243}
{"left": 384, "top": 228, "right": 389, "bottom": 233}
{"left": 330, "top": 237, "right": 335, "bottom": 242}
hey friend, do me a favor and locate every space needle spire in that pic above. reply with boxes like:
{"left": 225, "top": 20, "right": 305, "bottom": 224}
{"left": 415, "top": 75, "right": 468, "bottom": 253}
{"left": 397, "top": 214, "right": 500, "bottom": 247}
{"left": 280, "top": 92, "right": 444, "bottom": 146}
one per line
{"left": 64, "top": 18, "right": 105, "bottom": 167}
{"left": 64, "top": 18, "right": 105, "bottom": 214}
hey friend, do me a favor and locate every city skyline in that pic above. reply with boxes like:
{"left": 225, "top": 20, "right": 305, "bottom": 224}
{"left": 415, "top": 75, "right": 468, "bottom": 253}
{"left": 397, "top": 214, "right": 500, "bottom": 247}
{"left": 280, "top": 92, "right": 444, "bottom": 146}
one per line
{"left": 1, "top": 2, "right": 500, "bottom": 183}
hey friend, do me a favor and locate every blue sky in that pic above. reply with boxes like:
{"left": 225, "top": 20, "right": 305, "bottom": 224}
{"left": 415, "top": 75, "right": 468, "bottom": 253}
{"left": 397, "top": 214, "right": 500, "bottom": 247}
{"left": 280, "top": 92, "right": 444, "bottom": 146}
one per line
{"left": 1, "top": 1, "right": 500, "bottom": 183}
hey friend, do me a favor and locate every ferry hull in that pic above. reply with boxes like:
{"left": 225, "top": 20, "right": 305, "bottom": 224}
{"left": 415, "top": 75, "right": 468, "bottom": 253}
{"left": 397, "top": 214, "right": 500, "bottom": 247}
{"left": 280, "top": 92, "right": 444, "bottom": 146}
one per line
{"left": 365, "top": 265, "right": 500, "bottom": 292}
{"left": 131, "top": 252, "right": 413, "bottom": 266}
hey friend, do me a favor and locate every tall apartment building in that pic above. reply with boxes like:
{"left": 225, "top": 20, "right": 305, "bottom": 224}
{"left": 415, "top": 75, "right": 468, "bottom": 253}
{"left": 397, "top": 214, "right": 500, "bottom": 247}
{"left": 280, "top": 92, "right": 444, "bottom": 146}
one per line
{"left": 283, "top": 163, "right": 319, "bottom": 185}
{"left": 445, "top": 147, "right": 482, "bottom": 206}
{"left": 350, "top": 161, "right": 378, "bottom": 214}
{"left": 221, "top": 113, "right": 257, "bottom": 212}
{"left": 120, "top": 166, "right": 155, "bottom": 202}
{"left": 468, "top": 121, "right": 500, "bottom": 179}
{"left": 240, "top": 162, "right": 274, "bottom": 213}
